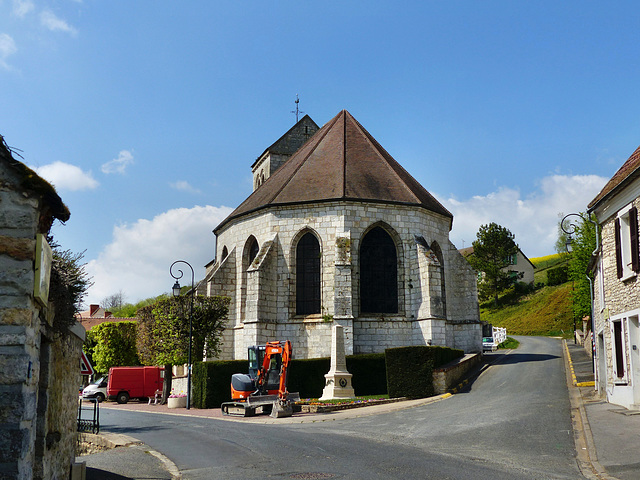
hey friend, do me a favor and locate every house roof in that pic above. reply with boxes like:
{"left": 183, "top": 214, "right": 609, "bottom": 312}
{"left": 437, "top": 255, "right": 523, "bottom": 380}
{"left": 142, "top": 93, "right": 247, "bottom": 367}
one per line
{"left": 0, "top": 134, "right": 70, "bottom": 225}
{"left": 588, "top": 144, "right": 640, "bottom": 211}
{"left": 215, "top": 110, "right": 452, "bottom": 233}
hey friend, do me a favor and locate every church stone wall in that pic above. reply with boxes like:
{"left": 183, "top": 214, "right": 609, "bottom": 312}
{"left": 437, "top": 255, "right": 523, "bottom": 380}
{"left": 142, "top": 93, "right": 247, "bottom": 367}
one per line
{"left": 211, "top": 200, "right": 481, "bottom": 359}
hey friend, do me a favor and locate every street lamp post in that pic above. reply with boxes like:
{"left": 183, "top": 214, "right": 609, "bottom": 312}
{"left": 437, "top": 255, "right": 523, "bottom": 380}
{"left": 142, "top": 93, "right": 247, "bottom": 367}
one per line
{"left": 561, "top": 214, "right": 582, "bottom": 344}
{"left": 170, "top": 260, "right": 194, "bottom": 410}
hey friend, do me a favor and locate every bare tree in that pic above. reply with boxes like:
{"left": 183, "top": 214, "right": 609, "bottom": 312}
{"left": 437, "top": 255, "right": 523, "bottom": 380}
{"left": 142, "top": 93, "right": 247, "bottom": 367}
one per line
{"left": 101, "top": 290, "right": 126, "bottom": 311}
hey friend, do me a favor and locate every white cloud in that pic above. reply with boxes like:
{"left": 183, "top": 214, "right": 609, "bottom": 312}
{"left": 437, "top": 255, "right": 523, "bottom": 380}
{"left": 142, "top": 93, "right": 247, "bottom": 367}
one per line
{"left": 440, "top": 174, "right": 608, "bottom": 258}
{"left": 31, "top": 161, "right": 99, "bottom": 191}
{"left": 170, "top": 180, "right": 201, "bottom": 194}
{"left": 40, "top": 10, "right": 77, "bottom": 36}
{"left": 85, "top": 205, "right": 234, "bottom": 305}
{"left": 101, "top": 150, "right": 134, "bottom": 175}
{"left": 12, "top": 0, "right": 34, "bottom": 17}
{"left": 0, "top": 33, "right": 17, "bottom": 70}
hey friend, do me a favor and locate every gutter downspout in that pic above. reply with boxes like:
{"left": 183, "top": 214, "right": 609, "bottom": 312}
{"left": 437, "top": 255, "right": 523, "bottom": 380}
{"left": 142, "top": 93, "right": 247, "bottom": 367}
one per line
{"left": 585, "top": 214, "right": 599, "bottom": 377}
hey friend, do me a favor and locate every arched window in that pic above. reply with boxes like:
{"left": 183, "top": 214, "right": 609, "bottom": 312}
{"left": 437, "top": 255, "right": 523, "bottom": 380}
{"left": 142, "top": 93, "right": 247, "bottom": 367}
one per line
{"left": 247, "top": 236, "right": 259, "bottom": 265}
{"left": 296, "top": 232, "right": 320, "bottom": 315}
{"left": 431, "top": 241, "right": 447, "bottom": 318}
{"left": 221, "top": 246, "right": 228, "bottom": 260}
{"left": 360, "top": 227, "right": 398, "bottom": 313}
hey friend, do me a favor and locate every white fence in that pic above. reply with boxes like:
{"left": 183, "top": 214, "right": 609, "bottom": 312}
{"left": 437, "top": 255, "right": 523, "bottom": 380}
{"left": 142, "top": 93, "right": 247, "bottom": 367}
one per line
{"left": 482, "top": 326, "right": 507, "bottom": 351}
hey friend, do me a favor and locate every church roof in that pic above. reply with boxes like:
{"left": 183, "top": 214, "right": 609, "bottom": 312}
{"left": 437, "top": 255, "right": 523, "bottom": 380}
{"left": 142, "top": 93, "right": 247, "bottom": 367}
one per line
{"left": 588, "top": 144, "right": 640, "bottom": 211}
{"left": 215, "top": 110, "right": 452, "bottom": 233}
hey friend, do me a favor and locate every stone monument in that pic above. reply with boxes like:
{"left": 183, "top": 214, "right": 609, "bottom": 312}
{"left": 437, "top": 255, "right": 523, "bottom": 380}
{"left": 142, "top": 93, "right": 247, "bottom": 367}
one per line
{"left": 319, "top": 324, "right": 355, "bottom": 400}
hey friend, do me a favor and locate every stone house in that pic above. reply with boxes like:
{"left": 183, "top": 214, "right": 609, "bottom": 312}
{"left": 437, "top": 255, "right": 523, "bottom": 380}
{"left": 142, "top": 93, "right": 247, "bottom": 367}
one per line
{"left": 588, "top": 144, "right": 640, "bottom": 409}
{"left": 0, "top": 136, "right": 85, "bottom": 479}
{"left": 460, "top": 246, "right": 536, "bottom": 286}
{"left": 200, "top": 110, "right": 482, "bottom": 360}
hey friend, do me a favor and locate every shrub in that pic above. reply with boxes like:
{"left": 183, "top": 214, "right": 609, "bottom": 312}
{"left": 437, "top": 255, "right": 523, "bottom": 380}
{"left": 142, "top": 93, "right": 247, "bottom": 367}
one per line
{"left": 547, "top": 265, "right": 569, "bottom": 286}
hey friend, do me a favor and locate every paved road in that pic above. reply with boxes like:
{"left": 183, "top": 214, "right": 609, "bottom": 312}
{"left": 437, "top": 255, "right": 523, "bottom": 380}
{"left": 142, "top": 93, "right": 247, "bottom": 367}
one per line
{"left": 98, "top": 336, "right": 584, "bottom": 479}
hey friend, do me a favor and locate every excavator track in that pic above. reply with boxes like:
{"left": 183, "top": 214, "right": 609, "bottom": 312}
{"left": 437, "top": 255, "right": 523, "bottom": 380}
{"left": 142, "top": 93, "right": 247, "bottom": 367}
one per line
{"left": 220, "top": 402, "right": 256, "bottom": 417}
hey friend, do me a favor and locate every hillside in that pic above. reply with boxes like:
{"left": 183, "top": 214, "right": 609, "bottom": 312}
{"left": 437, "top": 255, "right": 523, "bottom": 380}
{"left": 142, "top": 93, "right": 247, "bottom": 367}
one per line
{"left": 480, "top": 253, "right": 574, "bottom": 337}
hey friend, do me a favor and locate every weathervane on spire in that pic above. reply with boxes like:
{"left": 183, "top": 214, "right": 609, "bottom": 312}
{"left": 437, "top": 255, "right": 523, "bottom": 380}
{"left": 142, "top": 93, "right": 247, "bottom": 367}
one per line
{"left": 291, "top": 94, "right": 304, "bottom": 123}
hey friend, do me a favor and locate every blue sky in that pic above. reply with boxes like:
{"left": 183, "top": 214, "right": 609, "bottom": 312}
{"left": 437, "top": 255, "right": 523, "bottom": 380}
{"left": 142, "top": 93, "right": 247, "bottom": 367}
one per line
{"left": 2, "top": 1, "right": 638, "bottom": 306}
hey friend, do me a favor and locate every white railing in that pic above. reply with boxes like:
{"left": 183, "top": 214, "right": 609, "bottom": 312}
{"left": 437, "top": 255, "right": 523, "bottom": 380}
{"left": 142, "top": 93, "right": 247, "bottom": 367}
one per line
{"left": 492, "top": 326, "right": 507, "bottom": 345}
{"left": 483, "top": 326, "right": 507, "bottom": 351}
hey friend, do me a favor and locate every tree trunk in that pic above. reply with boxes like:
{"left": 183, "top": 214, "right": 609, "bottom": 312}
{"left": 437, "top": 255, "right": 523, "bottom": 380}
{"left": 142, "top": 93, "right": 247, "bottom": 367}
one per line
{"left": 161, "top": 364, "right": 173, "bottom": 405}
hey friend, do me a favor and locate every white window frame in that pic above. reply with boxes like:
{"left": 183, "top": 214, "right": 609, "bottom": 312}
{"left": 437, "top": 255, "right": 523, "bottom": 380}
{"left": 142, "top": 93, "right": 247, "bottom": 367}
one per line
{"left": 617, "top": 204, "right": 636, "bottom": 281}
{"left": 610, "top": 315, "right": 630, "bottom": 384}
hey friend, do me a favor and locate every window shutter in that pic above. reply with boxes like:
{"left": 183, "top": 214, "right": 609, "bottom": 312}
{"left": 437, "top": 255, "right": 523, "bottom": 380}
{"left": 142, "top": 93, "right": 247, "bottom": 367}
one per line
{"left": 630, "top": 206, "right": 640, "bottom": 273}
{"left": 615, "top": 217, "right": 623, "bottom": 278}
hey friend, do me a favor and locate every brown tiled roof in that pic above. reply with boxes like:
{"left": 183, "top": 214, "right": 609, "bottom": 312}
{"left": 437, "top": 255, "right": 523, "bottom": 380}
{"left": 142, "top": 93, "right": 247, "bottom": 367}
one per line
{"left": 215, "top": 110, "right": 452, "bottom": 233}
{"left": 588, "top": 144, "right": 640, "bottom": 210}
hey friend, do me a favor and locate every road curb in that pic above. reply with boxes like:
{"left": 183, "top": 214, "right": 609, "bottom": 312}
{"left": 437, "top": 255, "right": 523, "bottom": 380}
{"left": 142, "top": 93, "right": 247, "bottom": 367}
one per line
{"left": 78, "top": 432, "right": 182, "bottom": 480}
{"left": 562, "top": 340, "right": 618, "bottom": 480}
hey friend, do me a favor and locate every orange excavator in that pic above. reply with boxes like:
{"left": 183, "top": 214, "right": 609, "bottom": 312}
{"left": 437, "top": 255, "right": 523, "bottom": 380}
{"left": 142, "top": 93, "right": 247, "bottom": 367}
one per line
{"left": 221, "top": 340, "right": 300, "bottom": 418}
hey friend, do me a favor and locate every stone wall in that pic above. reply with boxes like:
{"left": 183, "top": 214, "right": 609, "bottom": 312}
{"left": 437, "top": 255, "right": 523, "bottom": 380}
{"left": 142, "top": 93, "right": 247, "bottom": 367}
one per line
{"left": 0, "top": 157, "right": 81, "bottom": 479}
{"left": 209, "top": 200, "right": 481, "bottom": 360}
{"left": 432, "top": 353, "right": 482, "bottom": 394}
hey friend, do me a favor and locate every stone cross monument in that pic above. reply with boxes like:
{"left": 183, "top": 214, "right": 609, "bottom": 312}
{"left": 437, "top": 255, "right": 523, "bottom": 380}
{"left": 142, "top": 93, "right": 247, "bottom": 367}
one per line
{"left": 319, "top": 324, "right": 355, "bottom": 400}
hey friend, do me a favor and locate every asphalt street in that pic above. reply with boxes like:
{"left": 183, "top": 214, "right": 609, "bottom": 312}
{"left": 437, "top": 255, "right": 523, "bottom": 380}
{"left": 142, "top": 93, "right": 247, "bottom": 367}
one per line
{"left": 90, "top": 336, "right": 584, "bottom": 479}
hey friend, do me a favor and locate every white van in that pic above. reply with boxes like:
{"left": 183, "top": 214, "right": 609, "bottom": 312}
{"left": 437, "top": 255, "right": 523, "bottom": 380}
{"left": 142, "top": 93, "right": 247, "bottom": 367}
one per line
{"left": 82, "top": 376, "right": 108, "bottom": 402}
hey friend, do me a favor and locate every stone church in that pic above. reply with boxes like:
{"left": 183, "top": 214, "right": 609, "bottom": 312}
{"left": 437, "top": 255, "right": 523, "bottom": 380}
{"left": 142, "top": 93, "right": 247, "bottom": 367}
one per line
{"left": 200, "top": 110, "right": 481, "bottom": 359}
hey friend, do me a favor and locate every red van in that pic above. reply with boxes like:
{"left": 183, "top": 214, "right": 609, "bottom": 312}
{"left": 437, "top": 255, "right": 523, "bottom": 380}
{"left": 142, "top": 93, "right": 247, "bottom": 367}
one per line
{"left": 107, "top": 366, "right": 163, "bottom": 404}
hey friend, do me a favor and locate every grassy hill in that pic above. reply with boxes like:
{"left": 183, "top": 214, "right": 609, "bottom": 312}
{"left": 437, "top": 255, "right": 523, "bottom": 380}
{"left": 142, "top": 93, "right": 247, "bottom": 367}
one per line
{"left": 479, "top": 253, "right": 574, "bottom": 337}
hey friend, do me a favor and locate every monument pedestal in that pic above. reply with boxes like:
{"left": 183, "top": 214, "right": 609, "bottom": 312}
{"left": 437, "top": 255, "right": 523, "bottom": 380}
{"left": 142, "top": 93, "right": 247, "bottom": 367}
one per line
{"left": 319, "top": 324, "right": 355, "bottom": 401}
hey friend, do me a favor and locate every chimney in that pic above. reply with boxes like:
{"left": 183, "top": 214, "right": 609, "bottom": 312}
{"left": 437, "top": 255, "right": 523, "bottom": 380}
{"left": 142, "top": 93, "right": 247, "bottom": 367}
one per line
{"left": 90, "top": 304, "right": 99, "bottom": 316}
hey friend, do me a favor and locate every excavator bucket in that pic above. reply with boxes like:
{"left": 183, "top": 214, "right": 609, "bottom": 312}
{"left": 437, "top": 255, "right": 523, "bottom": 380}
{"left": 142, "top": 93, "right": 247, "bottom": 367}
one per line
{"left": 270, "top": 400, "right": 293, "bottom": 418}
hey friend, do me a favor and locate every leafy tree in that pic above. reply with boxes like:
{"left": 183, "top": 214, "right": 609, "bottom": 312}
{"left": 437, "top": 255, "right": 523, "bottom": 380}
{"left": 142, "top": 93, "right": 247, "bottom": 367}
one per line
{"left": 467, "top": 223, "right": 522, "bottom": 305}
{"left": 110, "top": 294, "right": 169, "bottom": 318}
{"left": 89, "top": 321, "right": 140, "bottom": 375}
{"left": 565, "top": 213, "right": 598, "bottom": 323}
{"left": 136, "top": 295, "right": 229, "bottom": 402}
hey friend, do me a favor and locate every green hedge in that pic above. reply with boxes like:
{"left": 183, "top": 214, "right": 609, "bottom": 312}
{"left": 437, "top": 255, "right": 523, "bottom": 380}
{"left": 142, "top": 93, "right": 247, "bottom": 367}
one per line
{"left": 288, "top": 358, "right": 331, "bottom": 399}
{"left": 192, "top": 346, "right": 462, "bottom": 407}
{"left": 346, "top": 353, "right": 387, "bottom": 395}
{"left": 192, "top": 352, "right": 389, "bottom": 406}
{"left": 192, "top": 360, "right": 247, "bottom": 408}
{"left": 385, "top": 346, "right": 464, "bottom": 399}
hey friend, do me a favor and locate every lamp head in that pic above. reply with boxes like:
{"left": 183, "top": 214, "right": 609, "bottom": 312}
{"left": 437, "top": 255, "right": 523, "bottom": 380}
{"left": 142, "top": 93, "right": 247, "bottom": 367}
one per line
{"left": 172, "top": 281, "right": 181, "bottom": 297}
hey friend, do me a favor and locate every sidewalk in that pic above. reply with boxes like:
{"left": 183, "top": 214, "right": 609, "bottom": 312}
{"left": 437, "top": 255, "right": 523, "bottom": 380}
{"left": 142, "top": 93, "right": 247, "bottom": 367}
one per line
{"left": 565, "top": 341, "right": 640, "bottom": 480}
